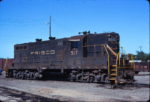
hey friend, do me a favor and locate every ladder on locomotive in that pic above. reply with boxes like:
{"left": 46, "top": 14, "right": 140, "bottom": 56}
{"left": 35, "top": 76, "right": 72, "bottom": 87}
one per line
{"left": 105, "top": 44, "right": 135, "bottom": 85}
{"left": 109, "top": 53, "right": 120, "bottom": 84}
{"left": 104, "top": 44, "right": 119, "bottom": 84}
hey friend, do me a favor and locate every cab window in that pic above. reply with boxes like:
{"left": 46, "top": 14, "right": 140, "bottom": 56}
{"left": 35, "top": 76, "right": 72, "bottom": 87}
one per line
{"left": 71, "top": 41, "right": 79, "bottom": 49}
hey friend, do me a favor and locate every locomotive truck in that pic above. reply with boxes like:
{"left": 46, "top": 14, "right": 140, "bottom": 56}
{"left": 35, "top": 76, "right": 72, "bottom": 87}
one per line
{"left": 7, "top": 32, "right": 134, "bottom": 84}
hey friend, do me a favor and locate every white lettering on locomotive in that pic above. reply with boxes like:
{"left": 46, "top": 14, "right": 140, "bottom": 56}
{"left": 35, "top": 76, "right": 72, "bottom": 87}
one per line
{"left": 30, "top": 50, "right": 55, "bottom": 55}
{"left": 70, "top": 49, "right": 78, "bottom": 55}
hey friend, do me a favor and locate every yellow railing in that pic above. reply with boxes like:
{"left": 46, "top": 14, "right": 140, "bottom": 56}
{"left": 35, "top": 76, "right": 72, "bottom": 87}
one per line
{"left": 103, "top": 45, "right": 110, "bottom": 76}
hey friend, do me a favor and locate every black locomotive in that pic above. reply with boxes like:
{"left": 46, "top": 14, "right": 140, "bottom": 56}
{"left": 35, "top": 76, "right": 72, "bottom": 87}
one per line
{"left": 7, "top": 32, "right": 134, "bottom": 84}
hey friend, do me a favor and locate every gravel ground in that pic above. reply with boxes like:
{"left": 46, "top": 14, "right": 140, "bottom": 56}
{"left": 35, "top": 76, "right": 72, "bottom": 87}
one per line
{"left": 0, "top": 72, "right": 149, "bottom": 102}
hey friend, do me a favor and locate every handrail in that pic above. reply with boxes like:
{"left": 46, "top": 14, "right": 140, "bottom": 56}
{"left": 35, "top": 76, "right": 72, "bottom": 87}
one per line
{"left": 118, "top": 52, "right": 120, "bottom": 66}
{"left": 131, "top": 55, "right": 135, "bottom": 70}
{"left": 116, "top": 53, "right": 119, "bottom": 79}
{"left": 82, "top": 44, "right": 117, "bottom": 57}
{"left": 103, "top": 45, "right": 110, "bottom": 76}
{"left": 105, "top": 45, "right": 117, "bottom": 56}
{"left": 82, "top": 44, "right": 104, "bottom": 47}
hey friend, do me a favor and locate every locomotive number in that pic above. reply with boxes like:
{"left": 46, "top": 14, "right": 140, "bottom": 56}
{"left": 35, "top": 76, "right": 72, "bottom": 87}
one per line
{"left": 70, "top": 49, "right": 78, "bottom": 55}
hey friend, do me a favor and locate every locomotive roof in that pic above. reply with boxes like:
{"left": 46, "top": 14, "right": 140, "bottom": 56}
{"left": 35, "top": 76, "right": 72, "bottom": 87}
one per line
{"left": 69, "top": 32, "right": 118, "bottom": 39}
{"left": 15, "top": 32, "right": 119, "bottom": 46}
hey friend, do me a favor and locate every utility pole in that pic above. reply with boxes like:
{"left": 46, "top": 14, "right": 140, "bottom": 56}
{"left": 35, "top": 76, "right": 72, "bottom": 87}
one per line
{"left": 139, "top": 46, "right": 142, "bottom": 52}
{"left": 120, "top": 46, "right": 124, "bottom": 55}
{"left": 147, "top": 0, "right": 150, "bottom": 56}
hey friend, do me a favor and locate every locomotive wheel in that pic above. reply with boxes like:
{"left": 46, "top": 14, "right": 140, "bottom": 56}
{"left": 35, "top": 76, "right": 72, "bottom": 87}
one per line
{"left": 32, "top": 72, "right": 36, "bottom": 80}
{"left": 76, "top": 73, "right": 82, "bottom": 82}
{"left": 24, "top": 73, "right": 27, "bottom": 79}
{"left": 18, "top": 74, "right": 21, "bottom": 79}
{"left": 19, "top": 74, "right": 22, "bottom": 79}
{"left": 29, "top": 72, "right": 31, "bottom": 79}
{"left": 13, "top": 72, "right": 17, "bottom": 79}
{"left": 31, "top": 72, "right": 34, "bottom": 80}
{"left": 28, "top": 73, "right": 31, "bottom": 80}
{"left": 104, "top": 76, "right": 110, "bottom": 84}
{"left": 38, "top": 74, "right": 43, "bottom": 79}
{"left": 101, "top": 74, "right": 107, "bottom": 83}
{"left": 15, "top": 72, "right": 18, "bottom": 79}
{"left": 69, "top": 72, "right": 76, "bottom": 82}
{"left": 20, "top": 72, "right": 24, "bottom": 79}
{"left": 16, "top": 72, "right": 20, "bottom": 79}
{"left": 89, "top": 76, "right": 94, "bottom": 83}
{"left": 29, "top": 72, "right": 34, "bottom": 80}
{"left": 69, "top": 75, "right": 76, "bottom": 82}
{"left": 26, "top": 73, "right": 30, "bottom": 80}
{"left": 34, "top": 72, "right": 39, "bottom": 79}
{"left": 14, "top": 73, "right": 17, "bottom": 79}
{"left": 95, "top": 75, "right": 101, "bottom": 82}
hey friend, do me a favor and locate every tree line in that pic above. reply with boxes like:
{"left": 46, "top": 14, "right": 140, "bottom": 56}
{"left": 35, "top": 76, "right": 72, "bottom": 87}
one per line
{"left": 127, "top": 51, "right": 150, "bottom": 61}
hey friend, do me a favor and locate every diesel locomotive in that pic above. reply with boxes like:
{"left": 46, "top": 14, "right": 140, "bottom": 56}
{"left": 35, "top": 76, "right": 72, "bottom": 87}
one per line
{"left": 7, "top": 32, "right": 134, "bottom": 84}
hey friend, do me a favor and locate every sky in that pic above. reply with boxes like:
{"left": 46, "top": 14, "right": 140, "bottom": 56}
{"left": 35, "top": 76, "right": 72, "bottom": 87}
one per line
{"left": 0, "top": 0, "right": 149, "bottom": 58}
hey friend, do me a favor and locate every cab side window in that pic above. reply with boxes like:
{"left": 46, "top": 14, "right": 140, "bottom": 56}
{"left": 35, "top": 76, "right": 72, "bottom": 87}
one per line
{"left": 71, "top": 41, "right": 79, "bottom": 49}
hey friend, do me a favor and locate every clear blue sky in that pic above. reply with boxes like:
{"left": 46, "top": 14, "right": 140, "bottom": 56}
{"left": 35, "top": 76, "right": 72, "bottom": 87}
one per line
{"left": 0, "top": 0, "right": 149, "bottom": 58}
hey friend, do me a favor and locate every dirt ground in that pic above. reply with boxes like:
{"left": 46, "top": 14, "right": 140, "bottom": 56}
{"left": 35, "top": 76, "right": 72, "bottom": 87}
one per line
{"left": 0, "top": 86, "right": 63, "bottom": 102}
{"left": 0, "top": 72, "right": 149, "bottom": 102}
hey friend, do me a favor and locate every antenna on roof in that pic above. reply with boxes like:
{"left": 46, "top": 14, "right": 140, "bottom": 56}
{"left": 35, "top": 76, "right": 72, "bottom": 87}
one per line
{"left": 49, "top": 16, "right": 51, "bottom": 38}
{"left": 48, "top": 16, "right": 55, "bottom": 40}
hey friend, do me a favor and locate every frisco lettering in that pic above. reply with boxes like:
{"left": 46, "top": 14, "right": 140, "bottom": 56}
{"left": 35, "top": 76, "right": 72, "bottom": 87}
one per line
{"left": 30, "top": 50, "right": 55, "bottom": 55}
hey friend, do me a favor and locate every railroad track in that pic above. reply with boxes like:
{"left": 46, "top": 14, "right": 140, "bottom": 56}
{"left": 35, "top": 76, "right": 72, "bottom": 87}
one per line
{"left": 0, "top": 86, "right": 65, "bottom": 102}
{"left": 96, "top": 83, "right": 149, "bottom": 90}
{"left": 2, "top": 76, "right": 150, "bottom": 89}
